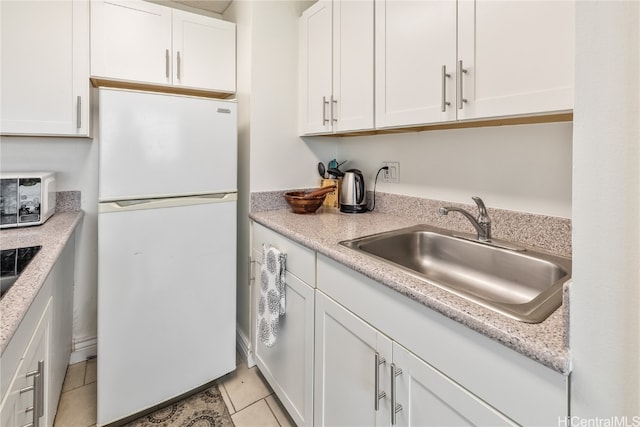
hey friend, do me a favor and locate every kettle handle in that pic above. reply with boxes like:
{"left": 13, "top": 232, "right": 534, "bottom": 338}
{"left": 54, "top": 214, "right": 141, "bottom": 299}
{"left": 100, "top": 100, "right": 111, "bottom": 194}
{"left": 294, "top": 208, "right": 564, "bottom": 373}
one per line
{"left": 356, "top": 173, "right": 365, "bottom": 204}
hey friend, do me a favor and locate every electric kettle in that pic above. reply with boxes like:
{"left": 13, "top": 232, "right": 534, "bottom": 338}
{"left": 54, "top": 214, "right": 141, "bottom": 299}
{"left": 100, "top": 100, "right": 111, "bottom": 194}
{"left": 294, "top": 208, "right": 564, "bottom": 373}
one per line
{"left": 340, "top": 169, "right": 368, "bottom": 213}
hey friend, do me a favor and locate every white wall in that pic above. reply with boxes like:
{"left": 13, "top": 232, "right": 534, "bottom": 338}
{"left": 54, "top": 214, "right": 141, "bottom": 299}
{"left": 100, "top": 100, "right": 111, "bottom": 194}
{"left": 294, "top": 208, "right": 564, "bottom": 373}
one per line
{"left": 337, "top": 121, "right": 573, "bottom": 218}
{"left": 225, "top": 0, "right": 252, "bottom": 353}
{"left": 0, "top": 135, "right": 99, "bottom": 356}
{"left": 248, "top": 2, "right": 336, "bottom": 192}
{"left": 230, "top": 0, "right": 337, "bottom": 351}
{"left": 571, "top": 0, "right": 640, "bottom": 418}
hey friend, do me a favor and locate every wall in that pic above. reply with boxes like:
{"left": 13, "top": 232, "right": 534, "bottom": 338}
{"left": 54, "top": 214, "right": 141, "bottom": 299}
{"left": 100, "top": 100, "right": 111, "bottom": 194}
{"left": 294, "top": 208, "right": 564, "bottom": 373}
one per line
{"left": 248, "top": 1, "right": 336, "bottom": 193}
{"left": 571, "top": 0, "right": 640, "bottom": 418}
{"left": 0, "top": 133, "right": 99, "bottom": 360}
{"left": 229, "top": 0, "right": 337, "bottom": 355}
{"left": 336, "top": 121, "right": 572, "bottom": 219}
{"left": 225, "top": 0, "right": 252, "bottom": 356}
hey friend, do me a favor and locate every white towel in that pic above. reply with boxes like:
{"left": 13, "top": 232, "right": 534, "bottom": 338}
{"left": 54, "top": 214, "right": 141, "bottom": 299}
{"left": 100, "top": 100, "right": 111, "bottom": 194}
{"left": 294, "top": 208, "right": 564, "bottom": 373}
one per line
{"left": 257, "top": 244, "right": 287, "bottom": 347}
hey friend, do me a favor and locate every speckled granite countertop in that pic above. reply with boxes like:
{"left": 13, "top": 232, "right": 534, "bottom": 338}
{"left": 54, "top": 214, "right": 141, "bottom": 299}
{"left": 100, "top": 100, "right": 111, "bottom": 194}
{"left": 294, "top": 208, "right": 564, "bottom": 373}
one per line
{"left": 249, "top": 207, "right": 571, "bottom": 375}
{"left": 0, "top": 211, "right": 83, "bottom": 354}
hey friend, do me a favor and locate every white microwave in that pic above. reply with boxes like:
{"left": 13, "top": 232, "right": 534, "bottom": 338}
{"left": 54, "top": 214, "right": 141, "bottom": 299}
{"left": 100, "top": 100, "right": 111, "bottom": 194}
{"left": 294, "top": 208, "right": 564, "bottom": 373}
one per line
{"left": 0, "top": 172, "right": 56, "bottom": 228}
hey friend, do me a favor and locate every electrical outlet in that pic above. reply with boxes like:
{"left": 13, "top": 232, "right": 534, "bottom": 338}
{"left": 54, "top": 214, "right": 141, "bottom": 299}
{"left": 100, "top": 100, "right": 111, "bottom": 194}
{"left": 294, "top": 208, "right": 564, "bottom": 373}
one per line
{"left": 382, "top": 161, "right": 400, "bottom": 183}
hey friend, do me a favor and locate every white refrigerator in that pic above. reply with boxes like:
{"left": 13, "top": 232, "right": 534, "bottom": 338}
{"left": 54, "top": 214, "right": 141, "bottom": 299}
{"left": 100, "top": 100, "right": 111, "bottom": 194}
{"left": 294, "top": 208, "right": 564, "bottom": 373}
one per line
{"left": 96, "top": 88, "right": 237, "bottom": 426}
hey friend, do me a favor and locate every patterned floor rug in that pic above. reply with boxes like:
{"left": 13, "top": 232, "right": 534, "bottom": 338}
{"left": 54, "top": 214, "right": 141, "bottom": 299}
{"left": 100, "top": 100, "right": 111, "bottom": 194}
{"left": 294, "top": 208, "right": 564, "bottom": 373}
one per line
{"left": 123, "top": 385, "right": 234, "bottom": 427}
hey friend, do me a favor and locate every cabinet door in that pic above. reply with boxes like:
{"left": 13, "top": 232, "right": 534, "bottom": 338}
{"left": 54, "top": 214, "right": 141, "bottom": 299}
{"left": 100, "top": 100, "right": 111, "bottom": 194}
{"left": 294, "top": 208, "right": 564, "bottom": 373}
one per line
{"left": 332, "top": 0, "right": 374, "bottom": 132}
{"left": 375, "top": 0, "right": 457, "bottom": 128}
{"left": 0, "top": 367, "right": 28, "bottom": 427}
{"left": 457, "top": 0, "right": 574, "bottom": 119}
{"left": 0, "top": 0, "right": 89, "bottom": 136}
{"left": 0, "top": 299, "right": 51, "bottom": 427}
{"left": 172, "top": 10, "right": 236, "bottom": 92}
{"left": 91, "top": 0, "right": 172, "bottom": 85}
{"left": 392, "top": 343, "right": 515, "bottom": 426}
{"left": 314, "top": 291, "right": 392, "bottom": 426}
{"left": 49, "top": 238, "right": 76, "bottom": 424}
{"left": 253, "top": 259, "right": 315, "bottom": 426}
{"left": 299, "top": 0, "right": 333, "bottom": 135}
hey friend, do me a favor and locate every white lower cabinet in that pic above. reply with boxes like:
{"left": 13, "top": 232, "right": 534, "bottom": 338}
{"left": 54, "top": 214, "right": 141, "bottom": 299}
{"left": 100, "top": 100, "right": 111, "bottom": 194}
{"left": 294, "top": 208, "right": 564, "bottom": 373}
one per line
{"left": 251, "top": 224, "right": 315, "bottom": 426}
{"left": 1, "top": 299, "right": 52, "bottom": 427}
{"left": 314, "top": 291, "right": 513, "bottom": 426}
{"left": 392, "top": 342, "right": 513, "bottom": 426}
{"left": 250, "top": 225, "right": 568, "bottom": 426}
{"left": 0, "top": 237, "right": 76, "bottom": 427}
{"left": 317, "top": 253, "right": 568, "bottom": 426}
{"left": 314, "top": 291, "right": 392, "bottom": 426}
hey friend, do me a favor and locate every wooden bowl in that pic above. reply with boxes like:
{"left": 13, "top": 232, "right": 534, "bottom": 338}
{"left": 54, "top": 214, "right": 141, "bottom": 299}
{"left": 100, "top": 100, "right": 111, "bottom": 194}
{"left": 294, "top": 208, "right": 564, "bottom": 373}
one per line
{"left": 284, "top": 191, "right": 326, "bottom": 214}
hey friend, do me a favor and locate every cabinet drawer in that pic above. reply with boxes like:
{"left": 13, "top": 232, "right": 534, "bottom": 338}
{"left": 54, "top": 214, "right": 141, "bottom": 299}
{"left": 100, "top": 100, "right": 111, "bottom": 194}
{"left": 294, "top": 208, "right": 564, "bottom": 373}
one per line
{"left": 252, "top": 223, "right": 316, "bottom": 285}
{"left": 317, "top": 254, "right": 567, "bottom": 426}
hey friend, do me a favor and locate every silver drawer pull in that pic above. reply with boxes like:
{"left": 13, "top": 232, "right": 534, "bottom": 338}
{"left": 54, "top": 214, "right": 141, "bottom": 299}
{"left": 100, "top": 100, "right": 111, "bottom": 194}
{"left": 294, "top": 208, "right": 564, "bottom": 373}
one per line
{"left": 457, "top": 60, "right": 468, "bottom": 110}
{"left": 20, "top": 361, "right": 44, "bottom": 427}
{"left": 165, "top": 49, "right": 170, "bottom": 78}
{"left": 177, "top": 51, "right": 181, "bottom": 80}
{"left": 441, "top": 65, "right": 451, "bottom": 112}
{"left": 391, "top": 363, "right": 403, "bottom": 425}
{"left": 331, "top": 96, "right": 337, "bottom": 123}
{"left": 76, "top": 96, "right": 82, "bottom": 129}
{"left": 374, "top": 352, "right": 386, "bottom": 411}
{"left": 322, "top": 96, "right": 329, "bottom": 125}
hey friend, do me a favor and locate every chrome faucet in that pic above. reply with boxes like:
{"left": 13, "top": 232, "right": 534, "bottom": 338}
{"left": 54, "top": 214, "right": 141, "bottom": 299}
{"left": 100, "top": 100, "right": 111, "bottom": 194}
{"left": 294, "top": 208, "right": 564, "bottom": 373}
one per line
{"left": 439, "top": 196, "right": 492, "bottom": 242}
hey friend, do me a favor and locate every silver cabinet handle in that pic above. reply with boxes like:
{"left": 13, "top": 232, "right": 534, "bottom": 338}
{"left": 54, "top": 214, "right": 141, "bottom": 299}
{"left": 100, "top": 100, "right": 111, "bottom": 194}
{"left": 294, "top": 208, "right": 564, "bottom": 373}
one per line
{"left": 248, "top": 256, "right": 255, "bottom": 286}
{"left": 165, "top": 49, "right": 170, "bottom": 79}
{"left": 20, "top": 361, "right": 43, "bottom": 427}
{"left": 76, "top": 96, "right": 82, "bottom": 129}
{"left": 36, "top": 360, "right": 44, "bottom": 418}
{"left": 374, "top": 352, "right": 387, "bottom": 411}
{"left": 322, "top": 96, "right": 329, "bottom": 125}
{"left": 441, "top": 65, "right": 451, "bottom": 112}
{"left": 331, "top": 95, "right": 337, "bottom": 123}
{"left": 457, "top": 60, "right": 468, "bottom": 110}
{"left": 177, "top": 51, "right": 181, "bottom": 80}
{"left": 390, "top": 363, "right": 403, "bottom": 425}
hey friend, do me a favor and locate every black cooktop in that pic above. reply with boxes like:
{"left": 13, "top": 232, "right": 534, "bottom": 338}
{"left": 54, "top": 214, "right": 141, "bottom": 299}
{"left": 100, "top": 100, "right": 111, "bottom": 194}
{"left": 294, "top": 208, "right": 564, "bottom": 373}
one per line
{"left": 1, "top": 245, "right": 42, "bottom": 299}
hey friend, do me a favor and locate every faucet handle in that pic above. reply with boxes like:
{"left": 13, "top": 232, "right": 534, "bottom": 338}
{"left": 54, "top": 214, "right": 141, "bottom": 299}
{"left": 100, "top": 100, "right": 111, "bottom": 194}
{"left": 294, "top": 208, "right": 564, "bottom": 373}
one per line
{"left": 471, "top": 196, "right": 491, "bottom": 228}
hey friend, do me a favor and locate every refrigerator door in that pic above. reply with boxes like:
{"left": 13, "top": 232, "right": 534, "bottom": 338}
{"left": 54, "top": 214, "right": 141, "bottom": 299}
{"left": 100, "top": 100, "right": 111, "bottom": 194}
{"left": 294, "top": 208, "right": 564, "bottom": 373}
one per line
{"left": 98, "top": 88, "right": 237, "bottom": 202}
{"left": 97, "top": 195, "right": 236, "bottom": 425}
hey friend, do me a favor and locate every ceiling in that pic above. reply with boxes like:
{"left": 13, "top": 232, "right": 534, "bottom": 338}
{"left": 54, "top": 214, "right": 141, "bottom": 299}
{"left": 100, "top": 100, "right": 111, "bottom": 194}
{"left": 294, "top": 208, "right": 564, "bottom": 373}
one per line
{"left": 167, "top": 0, "right": 317, "bottom": 16}
{"left": 172, "top": 0, "right": 233, "bottom": 14}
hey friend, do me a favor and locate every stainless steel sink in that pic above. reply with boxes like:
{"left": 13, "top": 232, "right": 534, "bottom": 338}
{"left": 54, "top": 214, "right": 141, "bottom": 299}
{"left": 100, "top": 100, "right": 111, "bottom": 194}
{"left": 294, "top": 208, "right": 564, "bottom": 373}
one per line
{"left": 340, "top": 225, "right": 571, "bottom": 323}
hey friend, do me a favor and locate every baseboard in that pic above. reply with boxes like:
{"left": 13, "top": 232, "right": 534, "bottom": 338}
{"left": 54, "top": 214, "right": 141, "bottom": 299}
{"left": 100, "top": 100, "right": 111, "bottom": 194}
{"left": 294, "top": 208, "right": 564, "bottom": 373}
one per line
{"left": 69, "top": 335, "right": 97, "bottom": 364}
{"left": 236, "top": 326, "right": 255, "bottom": 368}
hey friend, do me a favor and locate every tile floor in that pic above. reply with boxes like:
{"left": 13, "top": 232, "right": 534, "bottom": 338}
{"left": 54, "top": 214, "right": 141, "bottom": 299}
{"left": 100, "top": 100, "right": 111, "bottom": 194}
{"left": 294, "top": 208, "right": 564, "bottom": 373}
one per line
{"left": 53, "top": 354, "right": 295, "bottom": 427}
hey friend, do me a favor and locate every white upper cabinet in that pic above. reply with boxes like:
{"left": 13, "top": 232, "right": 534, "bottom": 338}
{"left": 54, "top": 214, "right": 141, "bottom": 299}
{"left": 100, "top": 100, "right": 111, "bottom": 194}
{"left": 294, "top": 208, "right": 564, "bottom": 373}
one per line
{"left": 299, "top": 0, "right": 374, "bottom": 135}
{"left": 172, "top": 10, "right": 236, "bottom": 92}
{"left": 91, "top": 0, "right": 236, "bottom": 94}
{"left": 375, "top": 0, "right": 574, "bottom": 130}
{"left": 0, "top": 0, "right": 90, "bottom": 136}
{"left": 91, "top": 1, "right": 172, "bottom": 85}
{"left": 299, "top": 0, "right": 332, "bottom": 134}
{"left": 375, "top": 0, "right": 457, "bottom": 128}
{"left": 457, "top": 0, "right": 575, "bottom": 120}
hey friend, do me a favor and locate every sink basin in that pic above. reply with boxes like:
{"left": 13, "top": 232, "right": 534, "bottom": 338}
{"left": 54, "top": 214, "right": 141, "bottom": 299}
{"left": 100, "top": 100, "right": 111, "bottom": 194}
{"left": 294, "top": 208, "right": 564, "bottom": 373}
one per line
{"left": 340, "top": 225, "right": 571, "bottom": 323}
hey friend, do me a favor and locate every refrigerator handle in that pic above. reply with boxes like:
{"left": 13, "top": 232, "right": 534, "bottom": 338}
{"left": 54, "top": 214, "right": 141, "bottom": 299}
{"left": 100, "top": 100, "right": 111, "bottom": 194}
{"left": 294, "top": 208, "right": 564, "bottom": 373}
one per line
{"left": 99, "top": 193, "right": 237, "bottom": 213}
